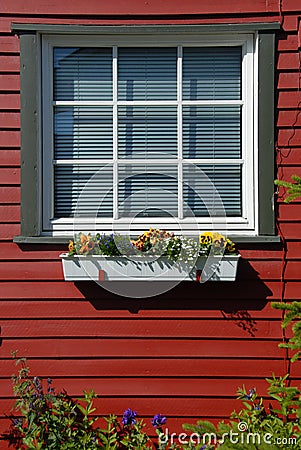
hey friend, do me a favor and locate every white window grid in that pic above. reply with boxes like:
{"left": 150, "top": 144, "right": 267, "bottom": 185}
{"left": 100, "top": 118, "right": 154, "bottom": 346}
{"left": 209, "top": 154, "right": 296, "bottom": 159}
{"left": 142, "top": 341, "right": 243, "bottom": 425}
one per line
{"left": 41, "top": 33, "right": 257, "bottom": 236}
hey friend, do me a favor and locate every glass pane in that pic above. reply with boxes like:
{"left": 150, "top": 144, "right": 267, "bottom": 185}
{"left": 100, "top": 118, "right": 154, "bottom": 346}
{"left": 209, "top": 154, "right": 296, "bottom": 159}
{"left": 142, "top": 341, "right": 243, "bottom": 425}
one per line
{"left": 118, "top": 165, "right": 178, "bottom": 217}
{"left": 54, "top": 165, "right": 113, "bottom": 218}
{"left": 183, "top": 106, "right": 241, "bottom": 159}
{"left": 54, "top": 107, "right": 113, "bottom": 159}
{"left": 183, "top": 164, "right": 241, "bottom": 217}
{"left": 183, "top": 47, "right": 241, "bottom": 100}
{"left": 118, "top": 47, "right": 177, "bottom": 100}
{"left": 118, "top": 106, "right": 177, "bottom": 158}
{"left": 54, "top": 47, "right": 113, "bottom": 101}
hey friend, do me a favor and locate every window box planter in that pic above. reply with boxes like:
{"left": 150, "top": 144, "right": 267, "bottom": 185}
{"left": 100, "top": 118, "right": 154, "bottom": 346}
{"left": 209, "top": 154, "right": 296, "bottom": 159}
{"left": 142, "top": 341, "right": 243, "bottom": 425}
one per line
{"left": 60, "top": 254, "right": 240, "bottom": 282}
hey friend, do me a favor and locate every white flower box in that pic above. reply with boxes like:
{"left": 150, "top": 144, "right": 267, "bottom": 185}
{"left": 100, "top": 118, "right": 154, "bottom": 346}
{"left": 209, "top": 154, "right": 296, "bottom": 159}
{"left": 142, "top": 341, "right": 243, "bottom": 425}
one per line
{"left": 60, "top": 254, "right": 240, "bottom": 282}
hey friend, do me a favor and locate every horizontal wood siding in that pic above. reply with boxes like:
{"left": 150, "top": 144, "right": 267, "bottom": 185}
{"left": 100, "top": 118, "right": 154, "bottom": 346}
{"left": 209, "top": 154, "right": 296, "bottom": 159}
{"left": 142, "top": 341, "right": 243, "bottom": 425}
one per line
{"left": 0, "top": 0, "right": 300, "bottom": 447}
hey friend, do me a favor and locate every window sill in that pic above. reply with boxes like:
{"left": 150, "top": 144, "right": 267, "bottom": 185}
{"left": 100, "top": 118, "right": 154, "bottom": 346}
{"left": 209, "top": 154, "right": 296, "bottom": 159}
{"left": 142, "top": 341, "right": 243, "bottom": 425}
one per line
{"left": 13, "top": 235, "right": 281, "bottom": 245}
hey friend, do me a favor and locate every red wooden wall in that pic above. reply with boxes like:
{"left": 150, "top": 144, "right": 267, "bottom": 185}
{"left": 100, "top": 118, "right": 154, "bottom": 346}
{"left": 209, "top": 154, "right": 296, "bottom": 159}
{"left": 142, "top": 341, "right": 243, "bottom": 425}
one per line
{"left": 0, "top": 0, "right": 301, "bottom": 446}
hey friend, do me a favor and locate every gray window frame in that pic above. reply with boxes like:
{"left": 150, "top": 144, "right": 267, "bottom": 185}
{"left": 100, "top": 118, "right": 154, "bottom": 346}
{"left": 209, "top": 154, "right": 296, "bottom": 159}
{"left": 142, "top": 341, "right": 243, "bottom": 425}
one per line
{"left": 11, "top": 23, "right": 280, "bottom": 244}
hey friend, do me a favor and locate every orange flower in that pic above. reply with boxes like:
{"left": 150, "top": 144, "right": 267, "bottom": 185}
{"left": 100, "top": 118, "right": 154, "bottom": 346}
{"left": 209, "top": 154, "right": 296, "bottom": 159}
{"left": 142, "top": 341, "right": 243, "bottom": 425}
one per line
{"left": 135, "top": 241, "right": 144, "bottom": 251}
{"left": 80, "top": 245, "right": 88, "bottom": 254}
{"left": 80, "top": 233, "right": 88, "bottom": 244}
{"left": 87, "top": 240, "right": 95, "bottom": 252}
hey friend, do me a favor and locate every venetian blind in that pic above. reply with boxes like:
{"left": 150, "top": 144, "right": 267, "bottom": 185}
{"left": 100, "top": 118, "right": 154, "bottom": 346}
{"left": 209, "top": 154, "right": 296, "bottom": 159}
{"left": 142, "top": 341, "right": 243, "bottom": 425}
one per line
{"left": 53, "top": 45, "right": 242, "bottom": 219}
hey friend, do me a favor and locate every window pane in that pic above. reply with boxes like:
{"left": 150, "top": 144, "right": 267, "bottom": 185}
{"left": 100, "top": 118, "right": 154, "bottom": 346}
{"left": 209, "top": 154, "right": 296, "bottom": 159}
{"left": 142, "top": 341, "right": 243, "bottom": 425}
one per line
{"left": 183, "top": 47, "right": 241, "bottom": 100}
{"left": 54, "top": 165, "right": 113, "bottom": 218}
{"left": 54, "top": 107, "right": 113, "bottom": 159}
{"left": 183, "top": 164, "right": 241, "bottom": 217}
{"left": 118, "top": 106, "right": 177, "bottom": 158}
{"left": 54, "top": 47, "right": 113, "bottom": 101}
{"left": 118, "top": 165, "right": 178, "bottom": 217}
{"left": 118, "top": 48, "right": 177, "bottom": 100}
{"left": 183, "top": 106, "right": 241, "bottom": 159}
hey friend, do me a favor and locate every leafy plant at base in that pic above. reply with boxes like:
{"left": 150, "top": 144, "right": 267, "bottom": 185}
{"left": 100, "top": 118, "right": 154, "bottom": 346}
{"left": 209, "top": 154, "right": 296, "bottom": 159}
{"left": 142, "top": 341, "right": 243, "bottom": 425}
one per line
{"left": 4, "top": 357, "right": 159, "bottom": 449}
{"left": 182, "top": 305, "right": 301, "bottom": 442}
{"left": 100, "top": 414, "right": 152, "bottom": 449}
{"left": 182, "top": 275, "right": 301, "bottom": 449}
{"left": 183, "top": 378, "right": 301, "bottom": 449}
{"left": 7, "top": 355, "right": 102, "bottom": 450}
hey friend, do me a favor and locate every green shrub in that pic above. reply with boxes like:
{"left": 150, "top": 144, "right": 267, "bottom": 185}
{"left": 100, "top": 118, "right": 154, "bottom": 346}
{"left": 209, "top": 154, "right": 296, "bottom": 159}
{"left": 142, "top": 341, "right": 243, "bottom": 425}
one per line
{"left": 182, "top": 376, "right": 301, "bottom": 449}
{"left": 4, "top": 356, "right": 153, "bottom": 449}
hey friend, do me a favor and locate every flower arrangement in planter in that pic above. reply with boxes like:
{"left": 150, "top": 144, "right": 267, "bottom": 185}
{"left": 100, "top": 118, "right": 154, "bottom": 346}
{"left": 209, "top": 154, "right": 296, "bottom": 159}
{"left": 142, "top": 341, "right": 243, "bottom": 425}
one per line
{"left": 60, "top": 229, "right": 239, "bottom": 282}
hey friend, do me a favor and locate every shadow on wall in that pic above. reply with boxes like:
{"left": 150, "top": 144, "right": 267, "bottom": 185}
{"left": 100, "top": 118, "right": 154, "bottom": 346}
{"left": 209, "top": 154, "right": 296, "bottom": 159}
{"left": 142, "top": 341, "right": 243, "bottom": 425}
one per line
{"left": 74, "top": 258, "right": 273, "bottom": 337}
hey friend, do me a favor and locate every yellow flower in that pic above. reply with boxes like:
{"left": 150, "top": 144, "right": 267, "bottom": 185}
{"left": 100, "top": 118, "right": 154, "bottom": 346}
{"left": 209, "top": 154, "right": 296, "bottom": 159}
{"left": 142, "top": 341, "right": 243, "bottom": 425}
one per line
{"left": 200, "top": 232, "right": 213, "bottom": 245}
{"left": 226, "top": 239, "right": 236, "bottom": 252}
{"left": 213, "top": 238, "right": 225, "bottom": 249}
{"left": 68, "top": 240, "right": 74, "bottom": 252}
{"left": 212, "top": 232, "right": 225, "bottom": 241}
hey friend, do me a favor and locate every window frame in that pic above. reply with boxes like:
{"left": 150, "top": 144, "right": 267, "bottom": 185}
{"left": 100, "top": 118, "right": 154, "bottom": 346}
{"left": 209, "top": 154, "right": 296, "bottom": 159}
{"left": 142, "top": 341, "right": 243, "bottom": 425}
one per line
{"left": 12, "top": 24, "right": 280, "bottom": 243}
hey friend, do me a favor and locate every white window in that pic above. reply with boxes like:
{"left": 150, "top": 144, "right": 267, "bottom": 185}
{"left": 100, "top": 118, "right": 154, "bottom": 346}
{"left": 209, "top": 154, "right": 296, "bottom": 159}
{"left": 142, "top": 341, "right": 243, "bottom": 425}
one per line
{"left": 41, "top": 33, "right": 256, "bottom": 236}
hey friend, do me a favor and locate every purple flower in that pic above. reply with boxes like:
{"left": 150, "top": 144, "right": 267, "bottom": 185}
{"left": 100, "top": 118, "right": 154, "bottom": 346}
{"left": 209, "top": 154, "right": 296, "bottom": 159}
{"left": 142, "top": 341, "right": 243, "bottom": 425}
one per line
{"left": 122, "top": 408, "right": 137, "bottom": 426}
{"left": 33, "top": 376, "right": 42, "bottom": 392}
{"left": 47, "top": 378, "right": 54, "bottom": 393}
{"left": 245, "top": 388, "right": 256, "bottom": 400}
{"left": 13, "top": 418, "right": 22, "bottom": 427}
{"left": 151, "top": 414, "right": 167, "bottom": 427}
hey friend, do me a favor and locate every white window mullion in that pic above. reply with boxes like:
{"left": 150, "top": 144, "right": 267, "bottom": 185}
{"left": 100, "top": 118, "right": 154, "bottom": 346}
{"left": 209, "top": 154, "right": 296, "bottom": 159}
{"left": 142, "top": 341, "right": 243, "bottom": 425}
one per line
{"left": 177, "top": 45, "right": 183, "bottom": 220}
{"left": 53, "top": 100, "right": 113, "bottom": 106}
{"left": 253, "top": 33, "right": 259, "bottom": 234}
{"left": 54, "top": 159, "right": 116, "bottom": 165}
{"left": 53, "top": 99, "right": 243, "bottom": 107}
{"left": 53, "top": 158, "right": 244, "bottom": 166}
{"left": 113, "top": 46, "right": 118, "bottom": 220}
{"left": 181, "top": 100, "right": 243, "bottom": 106}
{"left": 182, "top": 159, "right": 244, "bottom": 165}
{"left": 241, "top": 38, "right": 254, "bottom": 227}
